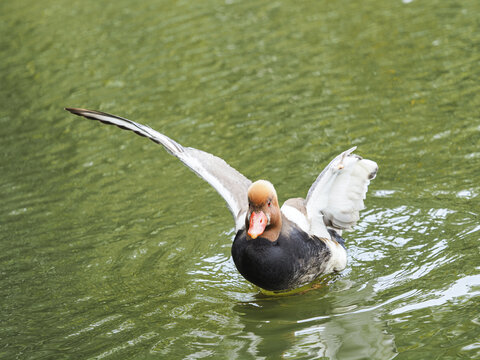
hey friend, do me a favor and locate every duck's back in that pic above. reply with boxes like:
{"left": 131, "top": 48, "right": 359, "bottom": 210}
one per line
{"left": 231, "top": 220, "right": 334, "bottom": 291}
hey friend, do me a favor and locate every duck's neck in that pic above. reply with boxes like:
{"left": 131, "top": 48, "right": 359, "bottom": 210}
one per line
{"left": 261, "top": 213, "right": 282, "bottom": 242}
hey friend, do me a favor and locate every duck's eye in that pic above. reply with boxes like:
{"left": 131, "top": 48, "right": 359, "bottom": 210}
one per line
{"left": 267, "top": 200, "right": 271, "bottom": 207}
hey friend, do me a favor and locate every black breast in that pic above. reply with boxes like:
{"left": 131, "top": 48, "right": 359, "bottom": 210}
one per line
{"left": 231, "top": 224, "right": 332, "bottom": 291}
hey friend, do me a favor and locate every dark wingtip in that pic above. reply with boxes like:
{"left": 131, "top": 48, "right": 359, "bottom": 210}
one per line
{"left": 65, "top": 107, "right": 87, "bottom": 116}
{"left": 65, "top": 107, "right": 108, "bottom": 120}
{"left": 65, "top": 107, "right": 122, "bottom": 120}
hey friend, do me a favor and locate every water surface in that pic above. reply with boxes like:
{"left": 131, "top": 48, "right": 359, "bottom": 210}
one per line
{"left": 1, "top": 0, "right": 479, "bottom": 358}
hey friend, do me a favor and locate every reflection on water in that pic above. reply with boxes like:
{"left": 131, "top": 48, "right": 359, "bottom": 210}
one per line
{"left": 236, "top": 282, "right": 398, "bottom": 359}
{"left": 294, "top": 309, "right": 396, "bottom": 359}
{"left": 1, "top": 0, "right": 480, "bottom": 358}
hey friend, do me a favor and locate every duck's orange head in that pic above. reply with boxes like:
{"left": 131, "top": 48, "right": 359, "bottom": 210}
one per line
{"left": 246, "top": 180, "right": 281, "bottom": 240}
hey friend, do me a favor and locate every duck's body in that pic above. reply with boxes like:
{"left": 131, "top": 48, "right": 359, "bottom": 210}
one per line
{"left": 66, "top": 107, "right": 378, "bottom": 292}
{"left": 232, "top": 217, "right": 339, "bottom": 291}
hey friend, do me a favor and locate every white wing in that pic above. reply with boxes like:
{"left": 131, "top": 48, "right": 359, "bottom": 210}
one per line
{"left": 305, "top": 147, "right": 378, "bottom": 236}
{"left": 66, "top": 108, "right": 252, "bottom": 231}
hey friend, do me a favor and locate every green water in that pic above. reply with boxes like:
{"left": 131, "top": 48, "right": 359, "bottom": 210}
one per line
{"left": 1, "top": 0, "right": 479, "bottom": 358}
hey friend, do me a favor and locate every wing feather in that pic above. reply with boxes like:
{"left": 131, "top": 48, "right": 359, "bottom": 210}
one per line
{"left": 65, "top": 108, "right": 251, "bottom": 231}
{"left": 306, "top": 147, "right": 377, "bottom": 236}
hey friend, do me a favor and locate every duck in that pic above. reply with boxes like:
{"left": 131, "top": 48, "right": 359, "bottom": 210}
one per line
{"left": 66, "top": 108, "right": 378, "bottom": 292}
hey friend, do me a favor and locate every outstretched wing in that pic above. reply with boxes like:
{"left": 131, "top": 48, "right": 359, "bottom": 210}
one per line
{"left": 305, "top": 147, "right": 378, "bottom": 236}
{"left": 65, "top": 108, "right": 252, "bottom": 231}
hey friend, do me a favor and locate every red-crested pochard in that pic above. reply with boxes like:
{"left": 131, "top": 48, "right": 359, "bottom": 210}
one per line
{"left": 66, "top": 108, "right": 378, "bottom": 292}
